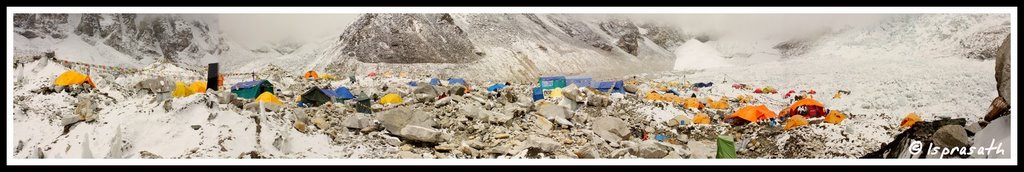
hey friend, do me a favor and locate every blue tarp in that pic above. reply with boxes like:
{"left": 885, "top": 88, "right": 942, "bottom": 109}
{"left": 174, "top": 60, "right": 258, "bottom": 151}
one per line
{"left": 231, "top": 80, "right": 270, "bottom": 90}
{"left": 487, "top": 84, "right": 507, "bottom": 92}
{"left": 429, "top": 78, "right": 440, "bottom": 85}
{"left": 448, "top": 78, "right": 467, "bottom": 85}
{"left": 335, "top": 87, "right": 354, "bottom": 100}
{"left": 532, "top": 87, "right": 544, "bottom": 101}
{"left": 539, "top": 76, "right": 566, "bottom": 89}
{"left": 565, "top": 75, "right": 593, "bottom": 88}
{"left": 592, "top": 80, "right": 625, "bottom": 93}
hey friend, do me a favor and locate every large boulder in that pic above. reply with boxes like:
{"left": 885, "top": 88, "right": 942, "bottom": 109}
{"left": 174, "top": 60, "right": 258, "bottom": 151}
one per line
{"left": 630, "top": 140, "right": 672, "bottom": 158}
{"left": 592, "top": 116, "right": 630, "bottom": 143}
{"left": 994, "top": 34, "right": 1010, "bottom": 103}
{"left": 375, "top": 107, "right": 437, "bottom": 134}
{"left": 526, "top": 135, "right": 561, "bottom": 153}
{"left": 537, "top": 104, "right": 570, "bottom": 120}
{"left": 342, "top": 113, "right": 374, "bottom": 129}
{"left": 931, "top": 125, "right": 970, "bottom": 148}
{"left": 398, "top": 125, "right": 445, "bottom": 143}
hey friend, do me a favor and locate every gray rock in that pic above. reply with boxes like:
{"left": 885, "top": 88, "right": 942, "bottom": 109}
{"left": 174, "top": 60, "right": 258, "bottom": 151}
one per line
{"left": 385, "top": 136, "right": 403, "bottom": 146}
{"left": 586, "top": 95, "right": 612, "bottom": 107}
{"left": 537, "top": 104, "right": 569, "bottom": 120}
{"left": 575, "top": 147, "right": 601, "bottom": 158}
{"left": 663, "top": 151, "right": 682, "bottom": 159}
{"left": 342, "top": 113, "right": 374, "bottom": 129}
{"left": 191, "top": 125, "right": 201, "bottom": 130}
{"left": 398, "top": 125, "right": 444, "bottom": 143}
{"left": 552, "top": 117, "right": 574, "bottom": 127}
{"left": 624, "top": 84, "right": 639, "bottom": 93}
{"left": 592, "top": 116, "right": 630, "bottom": 143}
{"left": 375, "top": 107, "right": 437, "bottom": 134}
{"left": 931, "top": 125, "right": 970, "bottom": 148}
{"left": 533, "top": 115, "right": 553, "bottom": 133}
{"left": 526, "top": 135, "right": 561, "bottom": 153}
{"left": 398, "top": 151, "right": 419, "bottom": 159}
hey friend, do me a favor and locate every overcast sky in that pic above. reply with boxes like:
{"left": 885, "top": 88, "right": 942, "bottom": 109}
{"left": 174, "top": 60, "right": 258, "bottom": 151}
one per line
{"left": 219, "top": 14, "right": 360, "bottom": 46}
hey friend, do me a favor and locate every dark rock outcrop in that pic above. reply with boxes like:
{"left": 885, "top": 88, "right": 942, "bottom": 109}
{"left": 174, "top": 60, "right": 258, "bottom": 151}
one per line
{"left": 338, "top": 13, "right": 480, "bottom": 63}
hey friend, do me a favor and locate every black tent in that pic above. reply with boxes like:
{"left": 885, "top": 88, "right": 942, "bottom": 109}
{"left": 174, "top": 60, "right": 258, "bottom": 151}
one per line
{"left": 354, "top": 92, "right": 372, "bottom": 114}
{"left": 300, "top": 87, "right": 332, "bottom": 107}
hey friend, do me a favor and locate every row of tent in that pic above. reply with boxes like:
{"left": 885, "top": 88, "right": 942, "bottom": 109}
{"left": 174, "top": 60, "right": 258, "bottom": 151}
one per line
{"left": 533, "top": 75, "right": 626, "bottom": 101}
{"left": 722, "top": 98, "right": 847, "bottom": 130}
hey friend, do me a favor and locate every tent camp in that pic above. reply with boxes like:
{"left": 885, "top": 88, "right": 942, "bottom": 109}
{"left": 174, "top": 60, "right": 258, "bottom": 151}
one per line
{"left": 538, "top": 76, "right": 566, "bottom": 90}
{"left": 565, "top": 75, "right": 593, "bottom": 88}
{"left": 592, "top": 80, "right": 625, "bottom": 94}
{"left": 54, "top": 70, "right": 96, "bottom": 88}
{"left": 304, "top": 71, "right": 319, "bottom": 79}
{"left": 448, "top": 78, "right": 467, "bottom": 86}
{"left": 231, "top": 80, "right": 274, "bottom": 99}
{"left": 299, "top": 88, "right": 332, "bottom": 107}
{"left": 429, "top": 78, "right": 441, "bottom": 86}
{"left": 172, "top": 81, "right": 195, "bottom": 97}
{"left": 725, "top": 105, "right": 778, "bottom": 125}
{"left": 780, "top": 98, "right": 826, "bottom": 118}
{"left": 334, "top": 87, "right": 355, "bottom": 100}
{"left": 190, "top": 81, "right": 208, "bottom": 93}
{"left": 487, "top": 83, "right": 507, "bottom": 92}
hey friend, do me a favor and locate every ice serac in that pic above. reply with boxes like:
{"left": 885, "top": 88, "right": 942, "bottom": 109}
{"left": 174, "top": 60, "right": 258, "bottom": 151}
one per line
{"left": 338, "top": 13, "right": 480, "bottom": 63}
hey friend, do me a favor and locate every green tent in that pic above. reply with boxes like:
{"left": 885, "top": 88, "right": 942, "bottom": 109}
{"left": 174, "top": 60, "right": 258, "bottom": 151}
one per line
{"left": 716, "top": 135, "right": 737, "bottom": 159}
{"left": 230, "top": 80, "right": 274, "bottom": 99}
{"left": 538, "top": 76, "right": 566, "bottom": 90}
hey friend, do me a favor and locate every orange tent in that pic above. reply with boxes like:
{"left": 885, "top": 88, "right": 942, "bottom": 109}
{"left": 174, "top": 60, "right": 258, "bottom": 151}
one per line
{"left": 782, "top": 98, "right": 826, "bottom": 117}
{"left": 784, "top": 115, "right": 809, "bottom": 130}
{"left": 54, "top": 71, "right": 97, "bottom": 88}
{"left": 304, "top": 71, "right": 319, "bottom": 79}
{"left": 707, "top": 97, "right": 730, "bottom": 109}
{"left": 663, "top": 94, "right": 682, "bottom": 104}
{"left": 900, "top": 113, "right": 921, "bottom": 128}
{"left": 692, "top": 113, "right": 711, "bottom": 124}
{"left": 725, "top": 105, "right": 778, "bottom": 123}
{"left": 645, "top": 91, "right": 663, "bottom": 102}
{"left": 683, "top": 97, "right": 704, "bottom": 109}
{"left": 824, "top": 110, "right": 846, "bottom": 124}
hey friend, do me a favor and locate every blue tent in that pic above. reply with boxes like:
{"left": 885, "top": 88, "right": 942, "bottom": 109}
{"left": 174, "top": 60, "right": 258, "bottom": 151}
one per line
{"left": 429, "top": 78, "right": 440, "bottom": 85}
{"left": 448, "top": 78, "right": 467, "bottom": 85}
{"left": 566, "top": 75, "right": 593, "bottom": 88}
{"left": 592, "top": 80, "right": 625, "bottom": 94}
{"left": 334, "top": 87, "right": 355, "bottom": 100}
{"left": 487, "top": 83, "right": 507, "bottom": 92}
{"left": 532, "top": 87, "right": 544, "bottom": 101}
{"left": 408, "top": 81, "right": 418, "bottom": 86}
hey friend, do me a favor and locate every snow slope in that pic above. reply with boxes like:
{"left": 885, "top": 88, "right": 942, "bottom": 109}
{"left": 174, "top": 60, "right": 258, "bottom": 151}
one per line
{"left": 672, "top": 39, "right": 731, "bottom": 71}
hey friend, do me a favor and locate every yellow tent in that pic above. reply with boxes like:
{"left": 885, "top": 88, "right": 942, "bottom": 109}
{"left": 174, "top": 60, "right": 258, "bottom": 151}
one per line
{"left": 644, "top": 91, "right": 663, "bottom": 101}
{"left": 734, "top": 94, "right": 753, "bottom": 103}
{"left": 255, "top": 92, "right": 284, "bottom": 105}
{"left": 172, "top": 81, "right": 195, "bottom": 97}
{"left": 824, "top": 110, "right": 846, "bottom": 124}
{"left": 900, "top": 112, "right": 921, "bottom": 128}
{"left": 304, "top": 71, "right": 319, "bottom": 79}
{"left": 550, "top": 88, "right": 564, "bottom": 98}
{"left": 399, "top": 72, "right": 408, "bottom": 78}
{"left": 784, "top": 115, "right": 809, "bottom": 131}
{"left": 658, "top": 84, "right": 669, "bottom": 92}
{"left": 54, "top": 70, "right": 96, "bottom": 88}
{"left": 190, "top": 81, "right": 208, "bottom": 93}
{"left": 384, "top": 71, "right": 394, "bottom": 77}
{"left": 662, "top": 94, "right": 682, "bottom": 104}
{"left": 708, "top": 97, "right": 730, "bottom": 109}
{"left": 380, "top": 93, "right": 403, "bottom": 104}
{"left": 321, "top": 74, "right": 335, "bottom": 80}
{"left": 668, "top": 81, "right": 679, "bottom": 87}
{"left": 692, "top": 113, "right": 711, "bottom": 124}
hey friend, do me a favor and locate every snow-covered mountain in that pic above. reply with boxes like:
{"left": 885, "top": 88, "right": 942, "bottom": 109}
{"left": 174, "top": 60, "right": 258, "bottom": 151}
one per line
{"left": 13, "top": 14, "right": 227, "bottom": 68}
